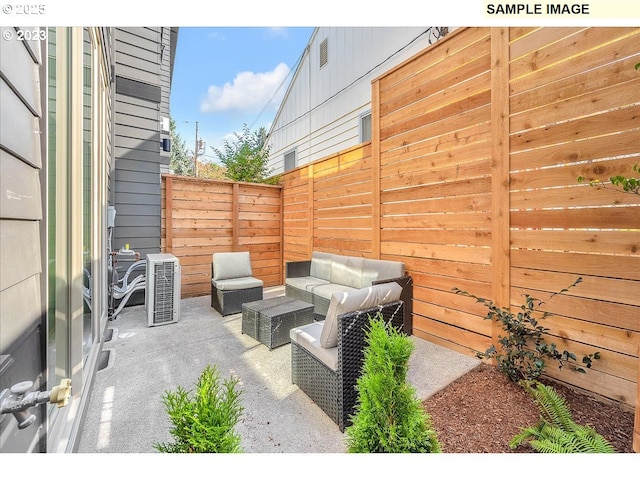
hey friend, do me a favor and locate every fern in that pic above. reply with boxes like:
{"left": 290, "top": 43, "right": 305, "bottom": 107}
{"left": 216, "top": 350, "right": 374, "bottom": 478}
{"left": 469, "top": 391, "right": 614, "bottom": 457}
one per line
{"left": 522, "top": 380, "right": 574, "bottom": 431}
{"left": 510, "top": 381, "right": 615, "bottom": 453}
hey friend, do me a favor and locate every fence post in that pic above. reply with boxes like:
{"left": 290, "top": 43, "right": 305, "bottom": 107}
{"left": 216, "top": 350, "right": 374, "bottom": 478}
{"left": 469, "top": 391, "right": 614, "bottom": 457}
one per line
{"left": 490, "top": 27, "right": 510, "bottom": 348}
{"left": 232, "top": 182, "right": 239, "bottom": 251}
{"left": 371, "top": 79, "right": 381, "bottom": 260}
{"left": 307, "top": 164, "right": 314, "bottom": 258}
{"left": 634, "top": 344, "right": 639, "bottom": 452}
{"left": 165, "top": 175, "right": 173, "bottom": 253}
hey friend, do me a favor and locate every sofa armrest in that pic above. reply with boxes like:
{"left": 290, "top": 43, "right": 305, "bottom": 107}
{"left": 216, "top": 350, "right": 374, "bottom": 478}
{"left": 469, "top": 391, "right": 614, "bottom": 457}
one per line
{"left": 286, "top": 260, "right": 311, "bottom": 278}
{"left": 372, "top": 275, "right": 413, "bottom": 335}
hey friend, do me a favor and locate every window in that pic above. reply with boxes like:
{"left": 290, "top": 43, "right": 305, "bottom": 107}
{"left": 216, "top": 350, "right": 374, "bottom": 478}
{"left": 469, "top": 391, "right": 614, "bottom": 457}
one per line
{"left": 359, "top": 111, "right": 372, "bottom": 143}
{"left": 284, "top": 149, "right": 296, "bottom": 171}
{"left": 319, "top": 38, "right": 328, "bottom": 68}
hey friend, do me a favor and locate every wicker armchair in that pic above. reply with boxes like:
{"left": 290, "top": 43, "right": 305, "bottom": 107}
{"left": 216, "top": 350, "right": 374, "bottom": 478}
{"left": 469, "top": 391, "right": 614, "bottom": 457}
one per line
{"left": 290, "top": 283, "right": 404, "bottom": 431}
{"left": 211, "top": 252, "right": 263, "bottom": 316}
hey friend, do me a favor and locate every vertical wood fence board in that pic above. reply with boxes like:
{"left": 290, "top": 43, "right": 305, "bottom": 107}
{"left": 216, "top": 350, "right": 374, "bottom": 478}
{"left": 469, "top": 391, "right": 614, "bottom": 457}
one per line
{"left": 490, "top": 27, "right": 510, "bottom": 351}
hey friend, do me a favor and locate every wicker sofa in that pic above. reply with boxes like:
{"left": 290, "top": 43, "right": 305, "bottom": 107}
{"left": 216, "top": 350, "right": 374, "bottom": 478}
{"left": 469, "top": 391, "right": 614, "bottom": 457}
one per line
{"left": 285, "top": 251, "right": 413, "bottom": 334}
{"left": 289, "top": 281, "right": 405, "bottom": 431}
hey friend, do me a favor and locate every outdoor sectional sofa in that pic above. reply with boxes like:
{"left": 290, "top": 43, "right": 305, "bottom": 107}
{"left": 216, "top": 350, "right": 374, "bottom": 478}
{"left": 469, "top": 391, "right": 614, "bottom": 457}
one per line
{"left": 285, "top": 251, "right": 413, "bottom": 334}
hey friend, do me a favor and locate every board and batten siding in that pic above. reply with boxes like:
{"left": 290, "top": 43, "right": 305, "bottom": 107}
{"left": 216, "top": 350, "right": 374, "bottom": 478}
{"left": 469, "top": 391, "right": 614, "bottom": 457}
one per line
{"left": 112, "top": 27, "right": 174, "bottom": 261}
{"left": 267, "top": 27, "right": 453, "bottom": 174}
{"left": 0, "top": 27, "right": 46, "bottom": 452}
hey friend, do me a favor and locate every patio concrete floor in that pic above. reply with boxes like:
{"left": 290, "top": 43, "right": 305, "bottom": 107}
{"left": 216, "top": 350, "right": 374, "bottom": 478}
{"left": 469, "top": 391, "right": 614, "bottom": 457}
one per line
{"left": 77, "top": 286, "right": 480, "bottom": 454}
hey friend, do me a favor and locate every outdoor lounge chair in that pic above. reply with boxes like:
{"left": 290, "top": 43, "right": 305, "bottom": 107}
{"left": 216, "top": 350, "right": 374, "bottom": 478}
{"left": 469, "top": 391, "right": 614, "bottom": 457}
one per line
{"left": 289, "top": 282, "right": 404, "bottom": 431}
{"left": 211, "top": 251, "right": 263, "bottom": 316}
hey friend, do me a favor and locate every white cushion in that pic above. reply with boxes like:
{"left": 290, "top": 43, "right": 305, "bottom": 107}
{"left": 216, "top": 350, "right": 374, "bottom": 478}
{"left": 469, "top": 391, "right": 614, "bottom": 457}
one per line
{"left": 284, "top": 276, "right": 330, "bottom": 291}
{"left": 212, "top": 277, "right": 263, "bottom": 291}
{"left": 309, "top": 283, "right": 359, "bottom": 301}
{"left": 330, "top": 255, "right": 364, "bottom": 289}
{"left": 361, "top": 258, "right": 405, "bottom": 286}
{"left": 290, "top": 322, "right": 338, "bottom": 371}
{"left": 309, "top": 251, "right": 332, "bottom": 281}
{"left": 213, "top": 252, "right": 252, "bottom": 281}
{"left": 319, "top": 282, "right": 402, "bottom": 348}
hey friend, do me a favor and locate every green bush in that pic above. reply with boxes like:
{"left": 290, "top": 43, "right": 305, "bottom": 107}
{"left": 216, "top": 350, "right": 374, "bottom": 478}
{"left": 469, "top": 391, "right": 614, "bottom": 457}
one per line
{"left": 453, "top": 278, "right": 599, "bottom": 383}
{"left": 154, "top": 364, "right": 244, "bottom": 453}
{"left": 344, "top": 314, "right": 441, "bottom": 453}
{"left": 510, "top": 380, "right": 615, "bottom": 453}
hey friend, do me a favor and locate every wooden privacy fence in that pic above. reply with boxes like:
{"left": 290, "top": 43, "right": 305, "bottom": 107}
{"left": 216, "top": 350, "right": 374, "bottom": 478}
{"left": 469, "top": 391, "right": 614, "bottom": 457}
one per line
{"left": 161, "top": 174, "right": 282, "bottom": 298}
{"left": 280, "top": 27, "right": 640, "bottom": 437}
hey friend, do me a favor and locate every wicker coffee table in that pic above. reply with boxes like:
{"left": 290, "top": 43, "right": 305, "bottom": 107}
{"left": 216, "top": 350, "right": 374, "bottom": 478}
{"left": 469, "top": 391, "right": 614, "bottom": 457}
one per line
{"left": 242, "top": 297, "right": 314, "bottom": 350}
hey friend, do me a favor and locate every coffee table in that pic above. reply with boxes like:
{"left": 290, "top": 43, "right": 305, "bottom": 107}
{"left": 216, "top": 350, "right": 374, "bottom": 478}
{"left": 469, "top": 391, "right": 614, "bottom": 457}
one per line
{"left": 241, "top": 296, "right": 314, "bottom": 350}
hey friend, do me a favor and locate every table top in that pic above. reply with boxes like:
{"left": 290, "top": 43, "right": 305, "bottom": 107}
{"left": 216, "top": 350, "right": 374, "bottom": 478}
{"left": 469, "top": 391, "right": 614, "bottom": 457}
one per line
{"left": 243, "top": 296, "right": 313, "bottom": 316}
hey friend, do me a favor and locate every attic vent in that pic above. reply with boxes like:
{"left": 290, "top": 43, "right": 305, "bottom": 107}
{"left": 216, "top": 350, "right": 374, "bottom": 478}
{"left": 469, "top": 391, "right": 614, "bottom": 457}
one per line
{"left": 319, "top": 38, "right": 328, "bottom": 68}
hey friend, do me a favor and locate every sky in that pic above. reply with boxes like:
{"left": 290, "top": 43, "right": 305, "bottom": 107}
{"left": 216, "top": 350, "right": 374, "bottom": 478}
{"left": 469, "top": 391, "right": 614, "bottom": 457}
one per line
{"left": 1, "top": 1, "right": 635, "bottom": 169}
{"left": 169, "top": 27, "right": 315, "bottom": 165}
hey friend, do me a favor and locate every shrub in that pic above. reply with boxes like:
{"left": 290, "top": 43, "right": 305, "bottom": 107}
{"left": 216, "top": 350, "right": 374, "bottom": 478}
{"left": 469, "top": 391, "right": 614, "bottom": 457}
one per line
{"left": 453, "top": 278, "right": 599, "bottom": 383}
{"left": 344, "top": 314, "right": 441, "bottom": 453}
{"left": 510, "top": 380, "right": 615, "bottom": 453}
{"left": 578, "top": 163, "right": 640, "bottom": 195}
{"left": 154, "top": 364, "right": 244, "bottom": 453}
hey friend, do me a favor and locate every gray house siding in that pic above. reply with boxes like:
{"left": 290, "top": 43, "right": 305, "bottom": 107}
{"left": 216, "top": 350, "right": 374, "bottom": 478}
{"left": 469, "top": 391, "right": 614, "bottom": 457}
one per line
{"left": 0, "top": 27, "right": 47, "bottom": 452}
{"left": 112, "top": 27, "right": 175, "bottom": 262}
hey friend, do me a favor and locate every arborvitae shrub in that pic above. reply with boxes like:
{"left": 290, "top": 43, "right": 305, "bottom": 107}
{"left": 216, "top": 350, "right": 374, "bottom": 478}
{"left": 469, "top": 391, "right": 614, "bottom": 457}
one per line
{"left": 345, "top": 314, "right": 441, "bottom": 453}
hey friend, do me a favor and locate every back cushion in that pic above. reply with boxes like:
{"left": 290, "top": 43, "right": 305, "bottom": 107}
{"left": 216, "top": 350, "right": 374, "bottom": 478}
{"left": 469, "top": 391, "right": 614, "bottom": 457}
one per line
{"left": 213, "top": 252, "right": 252, "bottom": 281}
{"left": 361, "top": 259, "right": 405, "bottom": 286}
{"left": 330, "top": 255, "right": 364, "bottom": 289}
{"left": 319, "top": 282, "right": 402, "bottom": 348}
{"left": 310, "top": 251, "right": 332, "bottom": 281}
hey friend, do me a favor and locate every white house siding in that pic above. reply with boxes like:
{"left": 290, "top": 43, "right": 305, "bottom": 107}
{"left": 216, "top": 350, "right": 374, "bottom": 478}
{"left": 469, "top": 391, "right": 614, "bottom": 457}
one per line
{"left": 267, "top": 27, "right": 454, "bottom": 174}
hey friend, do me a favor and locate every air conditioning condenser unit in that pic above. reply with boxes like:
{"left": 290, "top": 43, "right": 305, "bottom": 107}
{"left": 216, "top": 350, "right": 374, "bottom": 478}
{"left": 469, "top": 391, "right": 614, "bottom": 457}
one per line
{"left": 145, "top": 253, "right": 181, "bottom": 326}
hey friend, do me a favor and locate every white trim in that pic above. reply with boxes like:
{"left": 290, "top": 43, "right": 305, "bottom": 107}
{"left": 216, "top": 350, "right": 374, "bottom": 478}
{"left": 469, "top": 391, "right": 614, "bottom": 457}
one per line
{"left": 359, "top": 110, "right": 372, "bottom": 143}
{"left": 283, "top": 148, "right": 297, "bottom": 171}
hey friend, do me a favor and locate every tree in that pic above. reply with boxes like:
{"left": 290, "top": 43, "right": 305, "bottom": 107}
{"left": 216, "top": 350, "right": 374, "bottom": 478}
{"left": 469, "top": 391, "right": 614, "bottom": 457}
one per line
{"left": 169, "top": 117, "right": 194, "bottom": 176}
{"left": 197, "top": 160, "right": 227, "bottom": 180}
{"left": 211, "top": 124, "right": 275, "bottom": 184}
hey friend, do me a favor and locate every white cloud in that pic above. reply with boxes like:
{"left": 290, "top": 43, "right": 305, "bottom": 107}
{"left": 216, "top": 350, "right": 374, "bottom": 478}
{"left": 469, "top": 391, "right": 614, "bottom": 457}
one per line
{"left": 200, "top": 62, "right": 291, "bottom": 114}
{"left": 266, "top": 27, "right": 288, "bottom": 38}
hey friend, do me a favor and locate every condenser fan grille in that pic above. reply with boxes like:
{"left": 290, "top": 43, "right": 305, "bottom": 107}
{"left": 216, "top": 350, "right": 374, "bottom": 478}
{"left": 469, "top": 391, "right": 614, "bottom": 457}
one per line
{"left": 146, "top": 253, "right": 181, "bottom": 326}
{"left": 153, "top": 261, "right": 175, "bottom": 323}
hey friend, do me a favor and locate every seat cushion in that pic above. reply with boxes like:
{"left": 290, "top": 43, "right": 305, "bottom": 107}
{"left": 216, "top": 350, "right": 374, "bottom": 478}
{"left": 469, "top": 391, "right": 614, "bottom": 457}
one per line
{"left": 285, "top": 276, "right": 330, "bottom": 291}
{"left": 319, "top": 282, "right": 402, "bottom": 348}
{"left": 290, "top": 322, "right": 338, "bottom": 371}
{"left": 310, "top": 283, "right": 359, "bottom": 301}
{"left": 213, "top": 252, "right": 253, "bottom": 281}
{"left": 212, "top": 277, "right": 263, "bottom": 291}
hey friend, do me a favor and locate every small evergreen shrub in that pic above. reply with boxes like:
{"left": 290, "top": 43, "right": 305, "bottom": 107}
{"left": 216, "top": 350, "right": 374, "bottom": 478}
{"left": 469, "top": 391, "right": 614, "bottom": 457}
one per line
{"left": 453, "top": 278, "right": 599, "bottom": 383}
{"left": 510, "top": 380, "right": 615, "bottom": 453}
{"left": 154, "top": 364, "right": 244, "bottom": 453}
{"left": 344, "top": 314, "right": 441, "bottom": 453}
